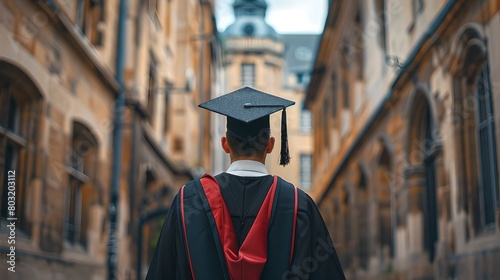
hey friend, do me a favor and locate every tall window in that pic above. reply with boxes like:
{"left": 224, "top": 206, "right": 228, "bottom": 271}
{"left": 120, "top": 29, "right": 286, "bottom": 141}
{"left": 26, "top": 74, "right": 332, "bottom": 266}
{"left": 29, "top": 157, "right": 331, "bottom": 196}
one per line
{"left": 476, "top": 63, "right": 498, "bottom": 228}
{"left": 0, "top": 81, "right": 33, "bottom": 235}
{"left": 412, "top": 0, "right": 424, "bottom": 17}
{"left": 147, "top": 57, "right": 157, "bottom": 126}
{"left": 65, "top": 122, "right": 98, "bottom": 248}
{"left": 300, "top": 108, "right": 312, "bottom": 133}
{"left": 323, "top": 100, "right": 330, "bottom": 146}
{"left": 357, "top": 168, "right": 369, "bottom": 270}
{"left": 163, "top": 86, "right": 171, "bottom": 136}
{"left": 145, "top": 169, "right": 156, "bottom": 190}
{"left": 342, "top": 186, "right": 352, "bottom": 268}
{"left": 452, "top": 29, "right": 498, "bottom": 234}
{"left": 378, "top": 144, "right": 394, "bottom": 259}
{"left": 423, "top": 107, "right": 438, "bottom": 262}
{"left": 375, "top": 0, "right": 387, "bottom": 53}
{"left": 0, "top": 86, "right": 23, "bottom": 220}
{"left": 407, "top": 90, "right": 439, "bottom": 261}
{"left": 342, "top": 79, "right": 350, "bottom": 109}
{"left": 241, "top": 63, "right": 255, "bottom": 87}
{"left": 354, "top": 11, "right": 364, "bottom": 81}
{"left": 340, "top": 47, "right": 350, "bottom": 110}
{"left": 300, "top": 154, "right": 312, "bottom": 190}
{"left": 331, "top": 72, "right": 338, "bottom": 120}
{"left": 77, "top": 0, "right": 105, "bottom": 45}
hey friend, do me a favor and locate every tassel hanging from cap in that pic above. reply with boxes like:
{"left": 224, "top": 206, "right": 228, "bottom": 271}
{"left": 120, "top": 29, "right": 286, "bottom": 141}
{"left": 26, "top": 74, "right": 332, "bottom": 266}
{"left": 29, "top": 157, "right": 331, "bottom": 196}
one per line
{"left": 279, "top": 108, "right": 290, "bottom": 166}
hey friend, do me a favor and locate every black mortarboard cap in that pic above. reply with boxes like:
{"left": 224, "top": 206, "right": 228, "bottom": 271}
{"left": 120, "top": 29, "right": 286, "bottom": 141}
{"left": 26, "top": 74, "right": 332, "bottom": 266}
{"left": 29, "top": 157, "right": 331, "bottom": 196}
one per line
{"left": 199, "top": 86, "right": 295, "bottom": 166}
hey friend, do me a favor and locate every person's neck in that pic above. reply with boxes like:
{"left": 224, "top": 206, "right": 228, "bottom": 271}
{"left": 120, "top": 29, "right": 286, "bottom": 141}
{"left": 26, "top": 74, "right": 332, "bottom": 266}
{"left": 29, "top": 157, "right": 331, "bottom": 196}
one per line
{"left": 230, "top": 156, "right": 266, "bottom": 165}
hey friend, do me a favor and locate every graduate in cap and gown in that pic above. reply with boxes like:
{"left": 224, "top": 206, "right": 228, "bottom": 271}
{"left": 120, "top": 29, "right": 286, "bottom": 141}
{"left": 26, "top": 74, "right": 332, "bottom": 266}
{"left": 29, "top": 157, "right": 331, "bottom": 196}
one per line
{"left": 146, "top": 87, "right": 345, "bottom": 280}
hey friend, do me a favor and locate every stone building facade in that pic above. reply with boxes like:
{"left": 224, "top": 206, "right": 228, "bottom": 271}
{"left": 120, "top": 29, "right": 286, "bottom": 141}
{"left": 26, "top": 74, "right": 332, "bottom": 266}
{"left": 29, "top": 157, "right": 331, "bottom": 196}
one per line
{"left": 305, "top": 0, "right": 500, "bottom": 279}
{"left": 220, "top": 0, "right": 317, "bottom": 191}
{"left": 0, "top": 0, "right": 220, "bottom": 279}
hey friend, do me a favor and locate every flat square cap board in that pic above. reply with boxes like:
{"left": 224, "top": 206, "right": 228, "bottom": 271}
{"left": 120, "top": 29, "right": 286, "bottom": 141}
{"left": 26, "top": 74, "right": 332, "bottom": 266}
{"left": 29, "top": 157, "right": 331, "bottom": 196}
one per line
{"left": 198, "top": 86, "right": 295, "bottom": 122}
{"left": 198, "top": 86, "right": 295, "bottom": 166}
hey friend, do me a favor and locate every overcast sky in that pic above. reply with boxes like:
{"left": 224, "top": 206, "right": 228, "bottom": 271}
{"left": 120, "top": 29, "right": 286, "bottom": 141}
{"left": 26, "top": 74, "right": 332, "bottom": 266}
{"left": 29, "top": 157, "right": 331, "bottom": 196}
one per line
{"left": 215, "top": 0, "right": 328, "bottom": 34}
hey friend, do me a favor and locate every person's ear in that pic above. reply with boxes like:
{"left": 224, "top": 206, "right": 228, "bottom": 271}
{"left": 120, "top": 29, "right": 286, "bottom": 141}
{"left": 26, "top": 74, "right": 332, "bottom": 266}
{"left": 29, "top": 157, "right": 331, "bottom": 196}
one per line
{"left": 266, "top": 137, "right": 275, "bottom": 154}
{"left": 221, "top": 137, "right": 231, "bottom": 154}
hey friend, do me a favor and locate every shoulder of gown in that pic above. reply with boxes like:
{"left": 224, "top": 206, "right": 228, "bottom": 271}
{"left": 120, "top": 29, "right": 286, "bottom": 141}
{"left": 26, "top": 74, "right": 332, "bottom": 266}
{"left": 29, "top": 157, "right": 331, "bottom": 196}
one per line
{"left": 285, "top": 187, "right": 346, "bottom": 280}
{"left": 145, "top": 191, "right": 192, "bottom": 280}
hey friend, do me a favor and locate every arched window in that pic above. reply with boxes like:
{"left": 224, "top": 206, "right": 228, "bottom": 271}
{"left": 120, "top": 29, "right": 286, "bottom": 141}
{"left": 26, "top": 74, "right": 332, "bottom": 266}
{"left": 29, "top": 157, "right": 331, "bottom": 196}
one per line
{"left": 451, "top": 26, "right": 498, "bottom": 233}
{"left": 406, "top": 89, "right": 438, "bottom": 261}
{"left": 65, "top": 121, "right": 99, "bottom": 248}
{"left": 0, "top": 61, "right": 42, "bottom": 236}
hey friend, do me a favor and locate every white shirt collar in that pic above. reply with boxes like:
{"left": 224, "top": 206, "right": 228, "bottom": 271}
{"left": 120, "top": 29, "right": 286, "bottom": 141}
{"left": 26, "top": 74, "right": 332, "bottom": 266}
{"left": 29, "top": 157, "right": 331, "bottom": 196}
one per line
{"left": 226, "top": 160, "right": 269, "bottom": 177}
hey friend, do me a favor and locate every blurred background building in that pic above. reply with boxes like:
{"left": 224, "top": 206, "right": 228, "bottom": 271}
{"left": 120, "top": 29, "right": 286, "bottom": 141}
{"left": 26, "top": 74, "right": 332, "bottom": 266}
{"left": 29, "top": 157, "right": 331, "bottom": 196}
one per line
{"left": 1, "top": 0, "right": 500, "bottom": 279}
{"left": 219, "top": 0, "right": 318, "bottom": 191}
{"left": 0, "top": 0, "right": 220, "bottom": 279}
{"left": 306, "top": 0, "right": 500, "bottom": 279}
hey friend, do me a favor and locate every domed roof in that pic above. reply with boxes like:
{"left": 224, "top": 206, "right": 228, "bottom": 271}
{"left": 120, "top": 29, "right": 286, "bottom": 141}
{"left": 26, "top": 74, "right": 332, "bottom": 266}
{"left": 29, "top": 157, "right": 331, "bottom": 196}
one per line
{"left": 223, "top": 17, "right": 279, "bottom": 39}
{"left": 222, "top": 0, "right": 279, "bottom": 40}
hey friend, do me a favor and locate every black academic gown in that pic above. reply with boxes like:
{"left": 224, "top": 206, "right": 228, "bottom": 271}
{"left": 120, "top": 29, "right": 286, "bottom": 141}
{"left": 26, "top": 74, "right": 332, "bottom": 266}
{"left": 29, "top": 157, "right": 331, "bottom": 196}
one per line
{"left": 146, "top": 173, "right": 345, "bottom": 280}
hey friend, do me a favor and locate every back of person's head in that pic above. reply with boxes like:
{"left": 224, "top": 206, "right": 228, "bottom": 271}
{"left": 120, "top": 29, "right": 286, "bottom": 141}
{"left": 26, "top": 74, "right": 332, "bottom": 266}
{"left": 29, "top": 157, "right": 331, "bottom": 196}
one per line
{"left": 226, "top": 128, "right": 270, "bottom": 158}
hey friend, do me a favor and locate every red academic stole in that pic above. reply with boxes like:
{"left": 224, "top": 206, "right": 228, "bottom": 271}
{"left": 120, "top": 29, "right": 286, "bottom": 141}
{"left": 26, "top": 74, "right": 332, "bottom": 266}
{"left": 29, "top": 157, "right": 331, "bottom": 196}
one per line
{"left": 180, "top": 174, "right": 298, "bottom": 280}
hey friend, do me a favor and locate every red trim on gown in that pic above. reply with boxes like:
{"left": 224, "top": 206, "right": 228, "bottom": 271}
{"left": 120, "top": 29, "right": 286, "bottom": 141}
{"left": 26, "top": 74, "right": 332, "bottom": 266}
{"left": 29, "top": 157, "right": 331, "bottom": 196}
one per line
{"left": 200, "top": 175, "right": 278, "bottom": 280}
{"left": 180, "top": 186, "right": 196, "bottom": 278}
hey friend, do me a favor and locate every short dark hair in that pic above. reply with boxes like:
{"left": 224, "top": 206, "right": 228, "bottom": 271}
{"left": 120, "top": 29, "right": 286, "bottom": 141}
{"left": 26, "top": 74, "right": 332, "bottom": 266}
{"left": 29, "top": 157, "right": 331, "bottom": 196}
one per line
{"left": 226, "top": 128, "right": 270, "bottom": 158}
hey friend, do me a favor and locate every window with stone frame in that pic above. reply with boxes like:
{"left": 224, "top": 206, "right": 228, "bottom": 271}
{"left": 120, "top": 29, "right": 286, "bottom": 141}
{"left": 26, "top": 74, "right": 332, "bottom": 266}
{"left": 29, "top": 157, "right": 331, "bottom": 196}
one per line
{"left": 412, "top": 0, "right": 424, "bottom": 17}
{"left": 422, "top": 105, "right": 438, "bottom": 261}
{"left": 163, "top": 84, "right": 171, "bottom": 137}
{"left": 375, "top": 0, "right": 387, "bottom": 53}
{"left": 342, "top": 185, "right": 352, "bottom": 268}
{"left": 406, "top": 90, "right": 439, "bottom": 262}
{"left": 300, "top": 106, "right": 312, "bottom": 133}
{"left": 147, "top": 56, "right": 158, "bottom": 126}
{"left": 323, "top": 98, "right": 330, "bottom": 148}
{"left": 377, "top": 144, "right": 394, "bottom": 259}
{"left": 353, "top": 9, "right": 364, "bottom": 81}
{"left": 331, "top": 71, "right": 339, "bottom": 121}
{"left": 241, "top": 63, "right": 256, "bottom": 87}
{"left": 64, "top": 121, "right": 99, "bottom": 249}
{"left": 357, "top": 166, "right": 369, "bottom": 270}
{"left": 452, "top": 28, "right": 499, "bottom": 234}
{"left": 76, "top": 0, "right": 105, "bottom": 46}
{"left": 299, "top": 154, "right": 312, "bottom": 190}
{"left": 475, "top": 63, "right": 499, "bottom": 229}
{"left": 0, "top": 80, "right": 36, "bottom": 236}
{"left": 340, "top": 44, "right": 351, "bottom": 110}
{"left": 408, "top": 0, "right": 424, "bottom": 32}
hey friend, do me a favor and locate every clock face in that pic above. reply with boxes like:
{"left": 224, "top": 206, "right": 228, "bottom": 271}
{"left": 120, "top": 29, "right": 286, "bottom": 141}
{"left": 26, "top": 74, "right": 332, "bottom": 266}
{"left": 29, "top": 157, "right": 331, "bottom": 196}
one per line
{"left": 243, "top": 23, "right": 255, "bottom": 36}
{"left": 295, "top": 47, "right": 313, "bottom": 61}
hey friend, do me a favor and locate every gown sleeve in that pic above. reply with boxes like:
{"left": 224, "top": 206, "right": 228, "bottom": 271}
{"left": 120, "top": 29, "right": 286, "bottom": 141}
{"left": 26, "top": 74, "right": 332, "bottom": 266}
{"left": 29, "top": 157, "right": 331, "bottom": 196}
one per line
{"left": 145, "top": 194, "right": 192, "bottom": 280}
{"left": 287, "top": 190, "right": 346, "bottom": 280}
